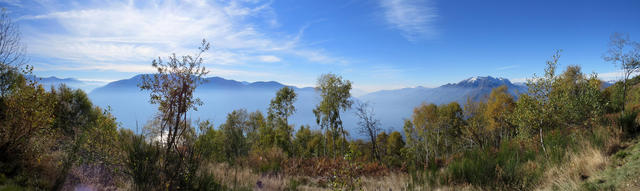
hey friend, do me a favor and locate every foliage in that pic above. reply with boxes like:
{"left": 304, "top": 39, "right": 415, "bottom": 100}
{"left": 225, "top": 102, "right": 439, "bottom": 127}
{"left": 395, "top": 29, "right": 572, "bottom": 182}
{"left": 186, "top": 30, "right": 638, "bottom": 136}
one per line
{"left": 292, "top": 125, "right": 324, "bottom": 158}
{"left": 383, "top": 131, "right": 405, "bottom": 168}
{"left": 485, "top": 85, "right": 516, "bottom": 146}
{"left": 447, "top": 140, "right": 541, "bottom": 190}
{"left": 462, "top": 97, "right": 489, "bottom": 148}
{"left": 248, "top": 146, "right": 286, "bottom": 174}
{"left": 405, "top": 102, "right": 464, "bottom": 169}
{"left": 136, "top": 39, "right": 213, "bottom": 190}
{"left": 603, "top": 33, "right": 640, "bottom": 112}
{"left": 195, "top": 120, "right": 225, "bottom": 163}
{"left": 267, "top": 87, "right": 297, "bottom": 155}
{"left": 2, "top": 24, "right": 640, "bottom": 190}
{"left": 618, "top": 110, "right": 639, "bottom": 138}
{"left": 0, "top": 8, "right": 27, "bottom": 97}
{"left": 313, "top": 73, "right": 353, "bottom": 157}
{"left": 220, "top": 109, "right": 249, "bottom": 189}
{"left": 0, "top": 74, "right": 55, "bottom": 188}
{"left": 121, "top": 132, "right": 161, "bottom": 191}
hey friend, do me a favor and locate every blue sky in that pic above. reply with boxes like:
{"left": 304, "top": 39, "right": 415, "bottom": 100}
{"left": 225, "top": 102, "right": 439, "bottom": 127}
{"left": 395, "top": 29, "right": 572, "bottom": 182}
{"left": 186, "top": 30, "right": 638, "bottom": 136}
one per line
{"left": 1, "top": 0, "right": 639, "bottom": 94}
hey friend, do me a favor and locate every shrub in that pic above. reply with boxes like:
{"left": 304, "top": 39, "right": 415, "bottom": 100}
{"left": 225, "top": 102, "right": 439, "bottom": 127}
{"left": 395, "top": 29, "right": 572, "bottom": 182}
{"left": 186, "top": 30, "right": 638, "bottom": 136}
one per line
{"left": 248, "top": 146, "right": 286, "bottom": 174}
{"left": 122, "top": 134, "right": 161, "bottom": 191}
{"left": 448, "top": 147, "right": 495, "bottom": 186}
{"left": 192, "top": 172, "right": 225, "bottom": 191}
{"left": 544, "top": 129, "right": 578, "bottom": 165}
{"left": 447, "top": 140, "right": 542, "bottom": 190}
{"left": 618, "top": 110, "right": 640, "bottom": 137}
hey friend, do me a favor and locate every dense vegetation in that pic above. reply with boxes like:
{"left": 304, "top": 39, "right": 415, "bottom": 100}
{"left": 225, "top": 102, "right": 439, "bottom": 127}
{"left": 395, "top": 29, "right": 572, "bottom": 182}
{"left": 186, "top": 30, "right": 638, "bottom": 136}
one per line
{"left": 1, "top": 9, "right": 640, "bottom": 190}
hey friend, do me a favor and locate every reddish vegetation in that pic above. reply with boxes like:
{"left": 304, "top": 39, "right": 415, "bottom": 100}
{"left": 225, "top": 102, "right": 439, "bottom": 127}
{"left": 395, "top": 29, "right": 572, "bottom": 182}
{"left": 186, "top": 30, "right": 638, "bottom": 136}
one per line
{"left": 283, "top": 157, "right": 390, "bottom": 177}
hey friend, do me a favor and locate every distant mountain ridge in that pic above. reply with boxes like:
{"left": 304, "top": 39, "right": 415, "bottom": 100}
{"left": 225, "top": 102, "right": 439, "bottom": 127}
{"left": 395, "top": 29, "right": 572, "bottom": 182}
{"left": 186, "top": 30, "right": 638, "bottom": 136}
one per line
{"left": 358, "top": 76, "right": 527, "bottom": 130}
{"left": 27, "top": 75, "right": 83, "bottom": 86}
{"left": 442, "top": 76, "right": 516, "bottom": 89}
{"left": 26, "top": 75, "right": 105, "bottom": 92}
{"left": 361, "top": 76, "right": 526, "bottom": 103}
{"left": 84, "top": 75, "right": 528, "bottom": 137}
{"left": 90, "top": 74, "right": 311, "bottom": 94}
{"left": 87, "top": 74, "right": 320, "bottom": 134}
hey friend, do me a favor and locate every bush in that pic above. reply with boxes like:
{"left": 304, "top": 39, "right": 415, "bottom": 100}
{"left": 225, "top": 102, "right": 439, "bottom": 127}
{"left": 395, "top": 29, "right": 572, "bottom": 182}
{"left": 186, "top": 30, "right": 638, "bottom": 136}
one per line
{"left": 248, "top": 146, "right": 286, "bottom": 174}
{"left": 122, "top": 134, "right": 161, "bottom": 191}
{"left": 447, "top": 140, "right": 542, "bottom": 190}
{"left": 192, "top": 172, "right": 225, "bottom": 191}
{"left": 544, "top": 129, "right": 578, "bottom": 165}
{"left": 618, "top": 110, "right": 640, "bottom": 137}
{"left": 448, "top": 148, "right": 495, "bottom": 186}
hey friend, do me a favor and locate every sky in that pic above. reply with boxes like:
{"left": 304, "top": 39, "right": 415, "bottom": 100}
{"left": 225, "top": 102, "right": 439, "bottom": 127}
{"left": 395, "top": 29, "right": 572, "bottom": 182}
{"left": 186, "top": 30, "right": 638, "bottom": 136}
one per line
{"left": 1, "top": 0, "right": 639, "bottom": 94}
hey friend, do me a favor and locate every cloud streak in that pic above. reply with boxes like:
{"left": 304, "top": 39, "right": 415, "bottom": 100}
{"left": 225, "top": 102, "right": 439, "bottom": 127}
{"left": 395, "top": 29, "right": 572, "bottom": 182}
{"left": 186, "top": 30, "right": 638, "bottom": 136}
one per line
{"left": 380, "top": 0, "right": 438, "bottom": 41}
{"left": 497, "top": 65, "right": 519, "bottom": 70}
{"left": 15, "top": 0, "right": 341, "bottom": 74}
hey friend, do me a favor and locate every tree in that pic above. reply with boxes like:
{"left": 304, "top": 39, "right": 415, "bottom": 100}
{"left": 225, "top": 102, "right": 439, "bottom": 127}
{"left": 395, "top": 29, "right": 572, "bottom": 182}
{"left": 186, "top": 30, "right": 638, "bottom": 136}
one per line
{"left": 402, "top": 120, "right": 422, "bottom": 169}
{"left": 412, "top": 103, "right": 438, "bottom": 168}
{"left": 0, "top": 8, "right": 28, "bottom": 97}
{"left": 0, "top": 80, "right": 54, "bottom": 175}
{"left": 462, "top": 98, "right": 488, "bottom": 148}
{"left": 246, "top": 110, "right": 266, "bottom": 149}
{"left": 354, "top": 101, "right": 382, "bottom": 161}
{"left": 268, "top": 87, "right": 297, "bottom": 124}
{"left": 437, "top": 102, "right": 464, "bottom": 154}
{"left": 512, "top": 51, "right": 561, "bottom": 154}
{"left": 293, "top": 125, "right": 313, "bottom": 158}
{"left": 268, "top": 87, "right": 297, "bottom": 154}
{"left": 385, "top": 131, "right": 405, "bottom": 167}
{"left": 552, "top": 66, "right": 605, "bottom": 126}
{"left": 220, "top": 109, "right": 249, "bottom": 189}
{"left": 411, "top": 102, "right": 464, "bottom": 167}
{"left": 485, "top": 85, "right": 515, "bottom": 146}
{"left": 195, "top": 120, "right": 225, "bottom": 162}
{"left": 313, "top": 73, "right": 353, "bottom": 157}
{"left": 138, "top": 39, "right": 210, "bottom": 189}
{"left": 50, "top": 85, "right": 97, "bottom": 190}
{"left": 604, "top": 33, "right": 640, "bottom": 112}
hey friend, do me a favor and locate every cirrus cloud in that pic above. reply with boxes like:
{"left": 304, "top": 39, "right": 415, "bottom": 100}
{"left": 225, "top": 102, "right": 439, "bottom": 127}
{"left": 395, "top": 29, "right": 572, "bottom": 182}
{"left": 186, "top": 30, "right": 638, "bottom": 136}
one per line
{"left": 380, "top": 0, "right": 438, "bottom": 41}
{"left": 13, "top": 0, "right": 343, "bottom": 74}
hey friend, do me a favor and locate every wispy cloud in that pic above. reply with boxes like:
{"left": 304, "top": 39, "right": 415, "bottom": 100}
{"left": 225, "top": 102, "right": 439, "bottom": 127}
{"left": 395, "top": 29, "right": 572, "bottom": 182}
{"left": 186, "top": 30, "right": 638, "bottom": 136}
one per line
{"left": 595, "top": 70, "right": 640, "bottom": 81}
{"left": 379, "top": 0, "right": 438, "bottom": 41}
{"left": 509, "top": 78, "right": 527, "bottom": 83}
{"left": 14, "top": 0, "right": 341, "bottom": 74}
{"left": 257, "top": 55, "right": 281, "bottom": 63}
{"left": 497, "top": 65, "right": 519, "bottom": 70}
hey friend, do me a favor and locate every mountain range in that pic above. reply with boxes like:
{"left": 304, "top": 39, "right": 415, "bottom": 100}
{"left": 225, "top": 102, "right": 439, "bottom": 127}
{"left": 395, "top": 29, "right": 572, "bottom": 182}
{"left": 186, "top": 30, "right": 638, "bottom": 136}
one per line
{"left": 358, "top": 76, "right": 527, "bottom": 130}
{"left": 41, "top": 75, "right": 531, "bottom": 137}
{"left": 28, "top": 75, "right": 106, "bottom": 92}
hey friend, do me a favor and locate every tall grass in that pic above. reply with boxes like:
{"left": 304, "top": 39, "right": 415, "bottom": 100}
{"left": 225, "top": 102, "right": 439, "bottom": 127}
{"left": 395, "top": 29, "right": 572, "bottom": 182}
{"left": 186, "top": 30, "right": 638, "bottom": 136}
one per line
{"left": 447, "top": 140, "right": 541, "bottom": 190}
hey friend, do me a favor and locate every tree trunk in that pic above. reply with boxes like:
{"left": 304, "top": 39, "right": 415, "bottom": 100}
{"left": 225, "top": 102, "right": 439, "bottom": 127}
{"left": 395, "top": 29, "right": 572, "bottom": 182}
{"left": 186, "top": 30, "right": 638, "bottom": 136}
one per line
{"left": 540, "top": 127, "right": 546, "bottom": 155}
{"left": 234, "top": 166, "right": 238, "bottom": 190}
{"left": 623, "top": 78, "right": 627, "bottom": 112}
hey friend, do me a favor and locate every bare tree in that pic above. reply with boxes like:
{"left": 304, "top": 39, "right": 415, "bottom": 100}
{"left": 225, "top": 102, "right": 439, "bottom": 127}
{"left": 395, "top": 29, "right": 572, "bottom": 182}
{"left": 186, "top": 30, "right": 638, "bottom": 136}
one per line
{"left": 604, "top": 33, "right": 640, "bottom": 112}
{"left": 354, "top": 101, "right": 381, "bottom": 161}
{"left": 138, "top": 39, "right": 209, "bottom": 189}
{"left": 0, "top": 8, "right": 28, "bottom": 97}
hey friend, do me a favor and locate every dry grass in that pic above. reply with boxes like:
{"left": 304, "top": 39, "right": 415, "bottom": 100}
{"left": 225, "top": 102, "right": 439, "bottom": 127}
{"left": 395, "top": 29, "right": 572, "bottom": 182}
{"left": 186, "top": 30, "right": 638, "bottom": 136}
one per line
{"left": 205, "top": 163, "right": 287, "bottom": 190}
{"left": 204, "top": 162, "right": 413, "bottom": 190}
{"left": 536, "top": 146, "right": 608, "bottom": 191}
{"left": 583, "top": 139, "right": 640, "bottom": 190}
{"left": 359, "top": 172, "right": 409, "bottom": 191}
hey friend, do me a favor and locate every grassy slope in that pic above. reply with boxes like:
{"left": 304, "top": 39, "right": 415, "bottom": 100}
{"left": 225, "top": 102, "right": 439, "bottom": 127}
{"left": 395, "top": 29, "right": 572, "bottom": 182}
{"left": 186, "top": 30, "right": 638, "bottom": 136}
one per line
{"left": 583, "top": 138, "right": 640, "bottom": 190}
